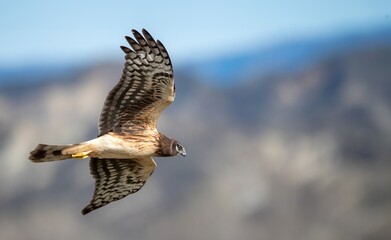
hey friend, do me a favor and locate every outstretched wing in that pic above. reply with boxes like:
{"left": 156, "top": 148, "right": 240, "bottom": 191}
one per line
{"left": 98, "top": 29, "right": 175, "bottom": 135}
{"left": 82, "top": 157, "right": 156, "bottom": 215}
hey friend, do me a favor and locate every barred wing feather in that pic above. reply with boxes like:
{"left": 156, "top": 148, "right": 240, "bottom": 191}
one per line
{"left": 98, "top": 29, "right": 175, "bottom": 135}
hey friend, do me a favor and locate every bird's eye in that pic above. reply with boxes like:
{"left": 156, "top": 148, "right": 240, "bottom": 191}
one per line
{"left": 176, "top": 143, "right": 182, "bottom": 151}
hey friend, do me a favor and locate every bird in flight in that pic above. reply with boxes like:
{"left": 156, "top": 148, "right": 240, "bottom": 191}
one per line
{"left": 29, "top": 29, "right": 186, "bottom": 215}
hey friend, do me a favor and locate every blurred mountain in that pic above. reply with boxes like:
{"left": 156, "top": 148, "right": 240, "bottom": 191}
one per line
{"left": 1, "top": 28, "right": 391, "bottom": 240}
{"left": 182, "top": 27, "right": 391, "bottom": 85}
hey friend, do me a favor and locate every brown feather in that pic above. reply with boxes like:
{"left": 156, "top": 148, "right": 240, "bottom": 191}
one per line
{"left": 98, "top": 29, "right": 175, "bottom": 136}
{"left": 82, "top": 157, "right": 156, "bottom": 215}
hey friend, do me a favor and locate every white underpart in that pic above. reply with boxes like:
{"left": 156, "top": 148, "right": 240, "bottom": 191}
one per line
{"left": 85, "top": 134, "right": 152, "bottom": 159}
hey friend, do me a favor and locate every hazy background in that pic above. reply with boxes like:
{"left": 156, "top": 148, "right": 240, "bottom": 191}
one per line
{"left": 1, "top": 1, "right": 391, "bottom": 240}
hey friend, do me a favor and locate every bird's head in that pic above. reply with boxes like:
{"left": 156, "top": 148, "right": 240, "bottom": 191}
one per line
{"left": 173, "top": 141, "right": 186, "bottom": 157}
{"left": 156, "top": 135, "right": 186, "bottom": 157}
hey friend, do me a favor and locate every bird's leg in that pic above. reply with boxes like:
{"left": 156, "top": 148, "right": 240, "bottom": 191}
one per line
{"left": 72, "top": 150, "right": 93, "bottom": 159}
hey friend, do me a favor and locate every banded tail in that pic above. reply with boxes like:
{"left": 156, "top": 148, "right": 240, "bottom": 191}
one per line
{"left": 29, "top": 143, "right": 93, "bottom": 163}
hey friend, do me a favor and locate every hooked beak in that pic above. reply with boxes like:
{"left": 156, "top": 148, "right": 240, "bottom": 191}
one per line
{"left": 179, "top": 147, "right": 186, "bottom": 157}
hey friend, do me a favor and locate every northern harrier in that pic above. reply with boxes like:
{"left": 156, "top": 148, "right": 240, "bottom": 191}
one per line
{"left": 29, "top": 29, "right": 186, "bottom": 215}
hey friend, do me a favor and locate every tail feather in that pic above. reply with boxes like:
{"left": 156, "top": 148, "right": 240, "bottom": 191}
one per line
{"left": 29, "top": 143, "right": 91, "bottom": 163}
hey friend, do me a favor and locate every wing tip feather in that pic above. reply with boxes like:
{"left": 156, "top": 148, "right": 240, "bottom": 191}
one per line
{"left": 120, "top": 45, "right": 132, "bottom": 53}
{"left": 141, "top": 28, "right": 151, "bottom": 38}
{"left": 81, "top": 204, "right": 94, "bottom": 215}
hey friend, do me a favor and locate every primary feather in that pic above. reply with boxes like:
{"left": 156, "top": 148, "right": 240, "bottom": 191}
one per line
{"left": 99, "top": 29, "right": 175, "bottom": 135}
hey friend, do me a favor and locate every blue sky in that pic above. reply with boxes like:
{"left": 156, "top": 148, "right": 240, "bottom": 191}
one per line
{"left": 0, "top": 0, "right": 390, "bottom": 66}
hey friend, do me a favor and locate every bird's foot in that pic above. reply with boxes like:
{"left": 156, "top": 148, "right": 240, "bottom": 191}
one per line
{"left": 72, "top": 150, "right": 93, "bottom": 159}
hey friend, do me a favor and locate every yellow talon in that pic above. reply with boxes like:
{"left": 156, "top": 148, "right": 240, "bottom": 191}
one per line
{"left": 72, "top": 150, "right": 93, "bottom": 159}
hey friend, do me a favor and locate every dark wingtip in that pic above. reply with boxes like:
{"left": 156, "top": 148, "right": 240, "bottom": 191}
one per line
{"left": 29, "top": 144, "right": 47, "bottom": 162}
{"left": 156, "top": 40, "right": 163, "bottom": 47}
{"left": 125, "top": 35, "right": 137, "bottom": 46}
{"left": 131, "top": 29, "right": 140, "bottom": 36}
{"left": 120, "top": 45, "right": 132, "bottom": 53}
{"left": 124, "top": 35, "right": 132, "bottom": 42}
{"left": 81, "top": 205, "right": 93, "bottom": 215}
{"left": 141, "top": 28, "right": 150, "bottom": 36}
{"left": 141, "top": 29, "right": 157, "bottom": 44}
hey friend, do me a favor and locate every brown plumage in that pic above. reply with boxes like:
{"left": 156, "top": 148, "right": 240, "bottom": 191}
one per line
{"left": 29, "top": 28, "right": 186, "bottom": 215}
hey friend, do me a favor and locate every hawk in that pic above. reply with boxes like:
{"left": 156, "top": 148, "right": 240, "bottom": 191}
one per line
{"left": 29, "top": 29, "right": 186, "bottom": 215}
